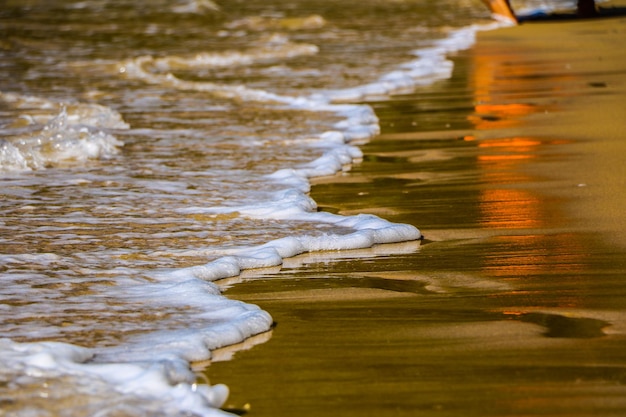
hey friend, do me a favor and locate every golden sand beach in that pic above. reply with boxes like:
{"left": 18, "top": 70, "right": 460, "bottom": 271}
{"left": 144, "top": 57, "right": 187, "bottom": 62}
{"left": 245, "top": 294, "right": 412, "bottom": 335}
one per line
{"left": 208, "top": 4, "right": 626, "bottom": 416}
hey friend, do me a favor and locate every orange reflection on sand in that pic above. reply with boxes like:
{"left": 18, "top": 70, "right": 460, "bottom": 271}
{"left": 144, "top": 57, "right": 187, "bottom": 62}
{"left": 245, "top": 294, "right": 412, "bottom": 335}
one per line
{"left": 478, "top": 137, "right": 542, "bottom": 149}
{"left": 478, "top": 188, "right": 542, "bottom": 229}
{"left": 474, "top": 136, "right": 543, "bottom": 229}
{"left": 469, "top": 103, "right": 537, "bottom": 130}
{"left": 469, "top": 45, "right": 546, "bottom": 231}
{"left": 471, "top": 135, "right": 590, "bottom": 280}
{"left": 467, "top": 42, "right": 588, "bottom": 289}
{"left": 467, "top": 136, "right": 541, "bottom": 163}
{"left": 481, "top": 234, "right": 589, "bottom": 294}
{"left": 479, "top": 154, "right": 533, "bottom": 162}
{"left": 469, "top": 46, "right": 541, "bottom": 130}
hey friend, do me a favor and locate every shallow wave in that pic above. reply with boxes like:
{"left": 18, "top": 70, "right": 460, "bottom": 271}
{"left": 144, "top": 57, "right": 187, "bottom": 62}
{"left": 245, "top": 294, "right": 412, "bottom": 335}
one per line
{"left": 0, "top": 13, "right": 508, "bottom": 417}
{"left": 118, "top": 23, "right": 504, "bottom": 106}
{"left": 224, "top": 14, "right": 326, "bottom": 31}
{"left": 150, "top": 35, "right": 319, "bottom": 71}
{"left": 118, "top": 34, "right": 319, "bottom": 102}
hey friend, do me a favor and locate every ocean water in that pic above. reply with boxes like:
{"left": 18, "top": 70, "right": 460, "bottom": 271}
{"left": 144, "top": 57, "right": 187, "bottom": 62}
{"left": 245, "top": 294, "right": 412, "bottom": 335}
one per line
{"left": 0, "top": 0, "right": 561, "bottom": 416}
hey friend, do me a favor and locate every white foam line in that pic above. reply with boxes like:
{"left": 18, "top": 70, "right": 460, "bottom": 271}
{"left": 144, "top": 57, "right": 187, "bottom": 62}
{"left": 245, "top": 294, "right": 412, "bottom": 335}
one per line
{"left": 168, "top": 21, "right": 514, "bottom": 303}
{"left": 125, "top": 20, "right": 507, "bottom": 416}
{"left": 0, "top": 21, "right": 510, "bottom": 417}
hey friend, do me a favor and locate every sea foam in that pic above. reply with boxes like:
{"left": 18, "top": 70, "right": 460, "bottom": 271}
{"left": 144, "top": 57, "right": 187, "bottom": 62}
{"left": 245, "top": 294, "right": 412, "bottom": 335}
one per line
{"left": 125, "top": 21, "right": 504, "bottom": 415}
{"left": 0, "top": 18, "right": 507, "bottom": 417}
{"left": 0, "top": 338, "right": 232, "bottom": 417}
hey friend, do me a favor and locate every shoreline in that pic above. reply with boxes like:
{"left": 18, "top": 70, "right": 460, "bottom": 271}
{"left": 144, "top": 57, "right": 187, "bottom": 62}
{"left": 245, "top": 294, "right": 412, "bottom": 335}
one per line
{"left": 207, "top": 7, "right": 626, "bottom": 416}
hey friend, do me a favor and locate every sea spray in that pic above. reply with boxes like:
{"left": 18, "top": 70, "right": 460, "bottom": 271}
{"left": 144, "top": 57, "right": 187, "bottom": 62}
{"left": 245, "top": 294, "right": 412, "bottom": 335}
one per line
{"left": 0, "top": 93, "right": 126, "bottom": 172}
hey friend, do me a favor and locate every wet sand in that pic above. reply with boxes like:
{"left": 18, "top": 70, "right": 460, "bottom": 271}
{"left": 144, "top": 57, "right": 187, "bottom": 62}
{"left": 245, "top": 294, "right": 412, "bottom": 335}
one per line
{"left": 207, "top": 5, "right": 626, "bottom": 417}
